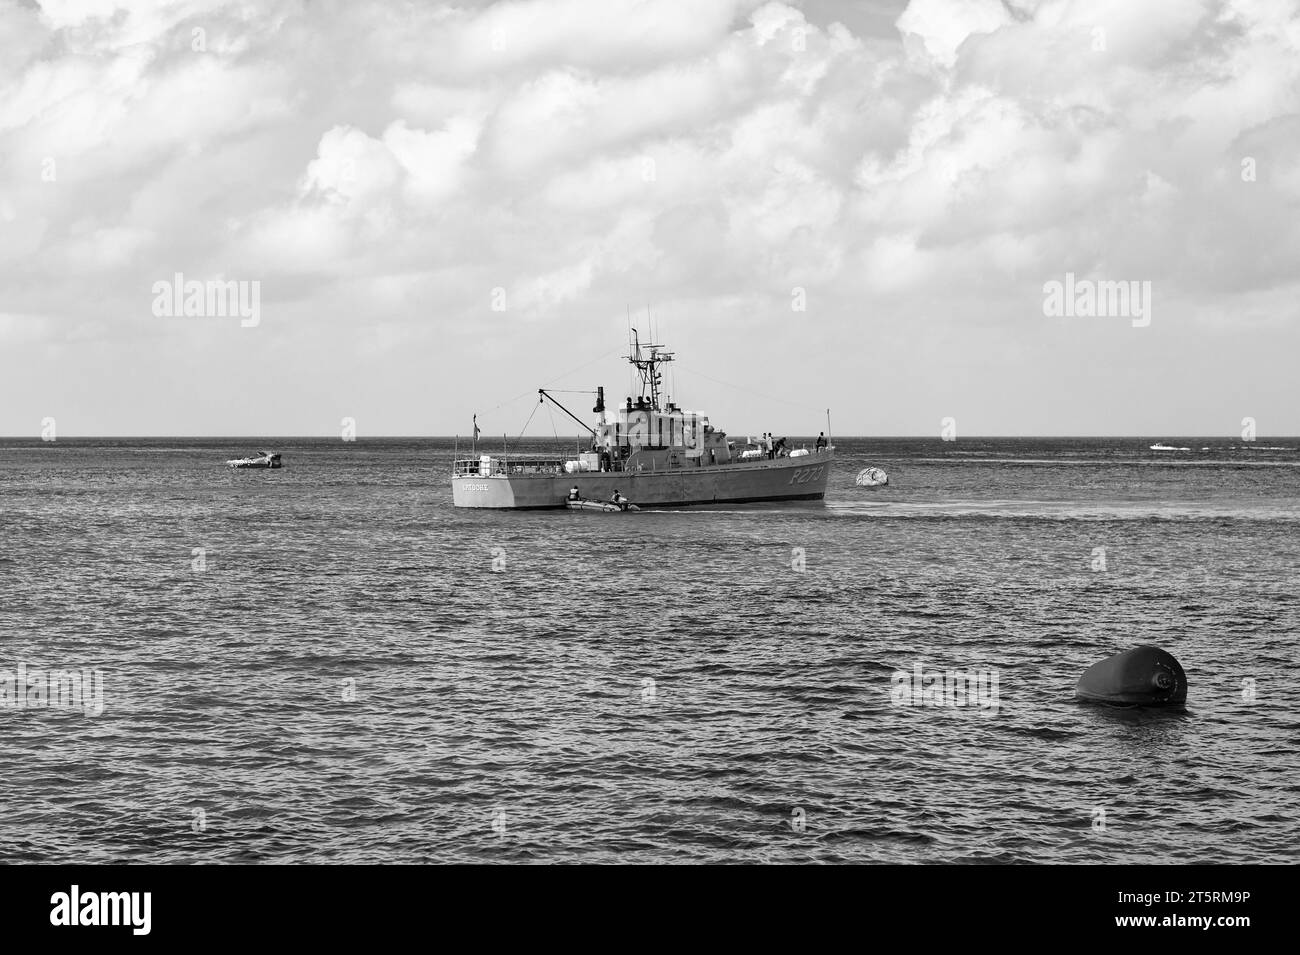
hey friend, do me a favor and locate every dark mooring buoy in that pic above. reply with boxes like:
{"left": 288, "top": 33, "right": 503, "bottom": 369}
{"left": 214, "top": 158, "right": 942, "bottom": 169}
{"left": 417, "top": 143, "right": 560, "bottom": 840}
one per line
{"left": 1075, "top": 645, "right": 1187, "bottom": 706}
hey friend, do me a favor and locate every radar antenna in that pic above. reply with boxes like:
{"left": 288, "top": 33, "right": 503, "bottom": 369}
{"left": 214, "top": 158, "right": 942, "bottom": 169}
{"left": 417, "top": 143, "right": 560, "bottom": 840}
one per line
{"left": 627, "top": 327, "right": 674, "bottom": 411}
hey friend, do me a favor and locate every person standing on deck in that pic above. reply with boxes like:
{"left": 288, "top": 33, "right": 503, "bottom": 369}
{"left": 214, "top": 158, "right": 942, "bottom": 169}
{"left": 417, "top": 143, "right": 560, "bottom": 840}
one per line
{"left": 815, "top": 432, "right": 827, "bottom": 452}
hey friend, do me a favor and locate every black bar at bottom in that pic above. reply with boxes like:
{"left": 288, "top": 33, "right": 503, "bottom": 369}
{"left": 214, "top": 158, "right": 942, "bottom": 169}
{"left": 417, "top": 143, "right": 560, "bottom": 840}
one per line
{"left": 0, "top": 863, "right": 1284, "bottom": 943}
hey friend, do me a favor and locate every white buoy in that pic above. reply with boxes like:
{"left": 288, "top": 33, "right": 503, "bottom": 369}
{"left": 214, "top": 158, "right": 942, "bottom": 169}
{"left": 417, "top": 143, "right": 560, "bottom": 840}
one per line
{"left": 856, "top": 467, "right": 888, "bottom": 487}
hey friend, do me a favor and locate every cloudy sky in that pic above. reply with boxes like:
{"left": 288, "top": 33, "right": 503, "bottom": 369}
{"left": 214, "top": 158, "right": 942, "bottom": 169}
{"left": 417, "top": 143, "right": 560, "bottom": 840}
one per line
{"left": 2, "top": 0, "right": 1298, "bottom": 437}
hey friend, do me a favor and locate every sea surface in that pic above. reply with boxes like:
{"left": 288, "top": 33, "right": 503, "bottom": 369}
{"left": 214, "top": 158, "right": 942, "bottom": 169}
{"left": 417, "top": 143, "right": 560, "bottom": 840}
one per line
{"left": 1, "top": 436, "right": 1297, "bottom": 864}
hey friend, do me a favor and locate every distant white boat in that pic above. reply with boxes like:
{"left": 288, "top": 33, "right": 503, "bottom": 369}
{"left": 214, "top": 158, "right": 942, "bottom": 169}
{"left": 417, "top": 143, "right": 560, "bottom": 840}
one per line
{"left": 227, "top": 451, "right": 282, "bottom": 469}
{"left": 1149, "top": 443, "right": 1190, "bottom": 452}
{"left": 856, "top": 466, "right": 889, "bottom": 487}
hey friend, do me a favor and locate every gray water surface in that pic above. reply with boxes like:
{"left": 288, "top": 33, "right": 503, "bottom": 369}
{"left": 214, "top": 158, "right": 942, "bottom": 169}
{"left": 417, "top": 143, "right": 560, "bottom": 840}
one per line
{"left": 1, "top": 437, "right": 1296, "bottom": 863}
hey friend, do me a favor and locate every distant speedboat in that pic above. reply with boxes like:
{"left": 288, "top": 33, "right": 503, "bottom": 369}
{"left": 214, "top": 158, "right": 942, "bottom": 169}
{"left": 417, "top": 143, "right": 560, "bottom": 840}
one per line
{"left": 227, "top": 451, "right": 282, "bottom": 469}
{"left": 856, "top": 467, "right": 889, "bottom": 487}
{"left": 1149, "top": 443, "right": 1190, "bottom": 452}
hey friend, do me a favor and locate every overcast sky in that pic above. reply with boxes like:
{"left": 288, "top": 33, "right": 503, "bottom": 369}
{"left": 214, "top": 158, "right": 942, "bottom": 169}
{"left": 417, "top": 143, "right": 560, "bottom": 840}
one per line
{"left": 2, "top": 0, "right": 1297, "bottom": 437}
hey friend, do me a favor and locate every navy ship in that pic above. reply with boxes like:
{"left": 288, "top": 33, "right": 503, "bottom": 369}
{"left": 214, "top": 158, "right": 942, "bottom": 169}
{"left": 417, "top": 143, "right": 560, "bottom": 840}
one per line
{"left": 451, "top": 333, "right": 834, "bottom": 509}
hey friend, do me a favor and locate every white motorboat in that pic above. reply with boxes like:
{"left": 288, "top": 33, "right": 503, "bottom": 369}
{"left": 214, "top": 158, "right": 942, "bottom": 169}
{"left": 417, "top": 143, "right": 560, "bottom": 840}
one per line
{"left": 227, "top": 451, "right": 282, "bottom": 469}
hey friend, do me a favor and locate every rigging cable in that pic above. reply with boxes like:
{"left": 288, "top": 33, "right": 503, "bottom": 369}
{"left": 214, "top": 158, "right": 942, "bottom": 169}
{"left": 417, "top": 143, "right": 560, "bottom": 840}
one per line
{"left": 546, "top": 401, "right": 561, "bottom": 446}
{"left": 510, "top": 396, "right": 542, "bottom": 452}
{"left": 478, "top": 346, "right": 623, "bottom": 426}
{"left": 541, "top": 347, "right": 624, "bottom": 387}
{"left": 673, "top": 363, "right": 824, "bottom": 415}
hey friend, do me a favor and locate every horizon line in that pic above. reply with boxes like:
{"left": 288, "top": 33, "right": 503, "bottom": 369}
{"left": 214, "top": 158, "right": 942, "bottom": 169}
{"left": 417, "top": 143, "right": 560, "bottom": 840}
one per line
{"left": 3, "top": 434, "right": 1296, "bottom": 441}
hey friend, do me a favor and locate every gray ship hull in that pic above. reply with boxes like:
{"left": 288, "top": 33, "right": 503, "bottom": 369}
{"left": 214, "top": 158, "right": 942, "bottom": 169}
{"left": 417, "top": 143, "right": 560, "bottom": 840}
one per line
{"left": 452, "top": 452, "right": 833, "bottom": 509}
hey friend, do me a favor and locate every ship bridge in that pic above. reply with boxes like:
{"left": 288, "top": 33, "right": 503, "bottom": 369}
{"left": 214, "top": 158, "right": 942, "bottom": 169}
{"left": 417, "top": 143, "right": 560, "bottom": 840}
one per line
{"left": 590, "top": 332, "right": 732, "bottom": 467}
{"left": 600, "top": 396, "right": 711, "bottom": 457}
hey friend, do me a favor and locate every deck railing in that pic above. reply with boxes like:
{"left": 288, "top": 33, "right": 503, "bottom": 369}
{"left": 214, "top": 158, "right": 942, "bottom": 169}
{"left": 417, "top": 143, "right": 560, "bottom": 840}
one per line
{"left": 452, "top": 446, "right": 833, "bottom": 477}
{"left": 453, "top": 455, "right": 637, "bottom": 476}
{"left": 453, "top": 456, "right": 569, "bottom": 477}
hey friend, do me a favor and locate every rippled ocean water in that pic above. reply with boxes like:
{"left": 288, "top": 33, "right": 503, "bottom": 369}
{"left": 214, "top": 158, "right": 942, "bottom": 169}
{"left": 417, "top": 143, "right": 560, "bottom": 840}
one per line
{"left": 1, "top": 436, "right": 1297, "bottom": 864}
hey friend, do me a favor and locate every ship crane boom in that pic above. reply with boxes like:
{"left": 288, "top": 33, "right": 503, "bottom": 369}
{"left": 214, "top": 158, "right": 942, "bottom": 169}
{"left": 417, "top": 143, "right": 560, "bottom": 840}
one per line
{"left": 537, "top": 389, "right": 597, "bottom": 438}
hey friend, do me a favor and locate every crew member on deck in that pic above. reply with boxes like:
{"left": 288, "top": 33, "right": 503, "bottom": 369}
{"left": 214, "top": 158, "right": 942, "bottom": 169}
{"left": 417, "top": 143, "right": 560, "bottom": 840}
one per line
{"left": 815, "top": 432, "right": 827, "bottom": 451}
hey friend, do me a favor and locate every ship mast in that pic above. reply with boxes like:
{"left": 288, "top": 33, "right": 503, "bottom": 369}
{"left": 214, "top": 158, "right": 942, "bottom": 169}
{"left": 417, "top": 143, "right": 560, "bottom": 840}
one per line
{"left": 628, "top": 328, "right": 674, "bottom": 411}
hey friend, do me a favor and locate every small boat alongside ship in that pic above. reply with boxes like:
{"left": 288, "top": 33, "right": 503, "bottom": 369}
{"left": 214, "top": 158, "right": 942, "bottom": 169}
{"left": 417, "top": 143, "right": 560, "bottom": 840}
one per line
{"left": 227, "top": 451, "right": 282, "bottom": 469}
{"left": 566, "top": 499, "right": 640, "bottom": 513}
{"left": 452, "top": 332, "right": 834, "bottom": 509}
